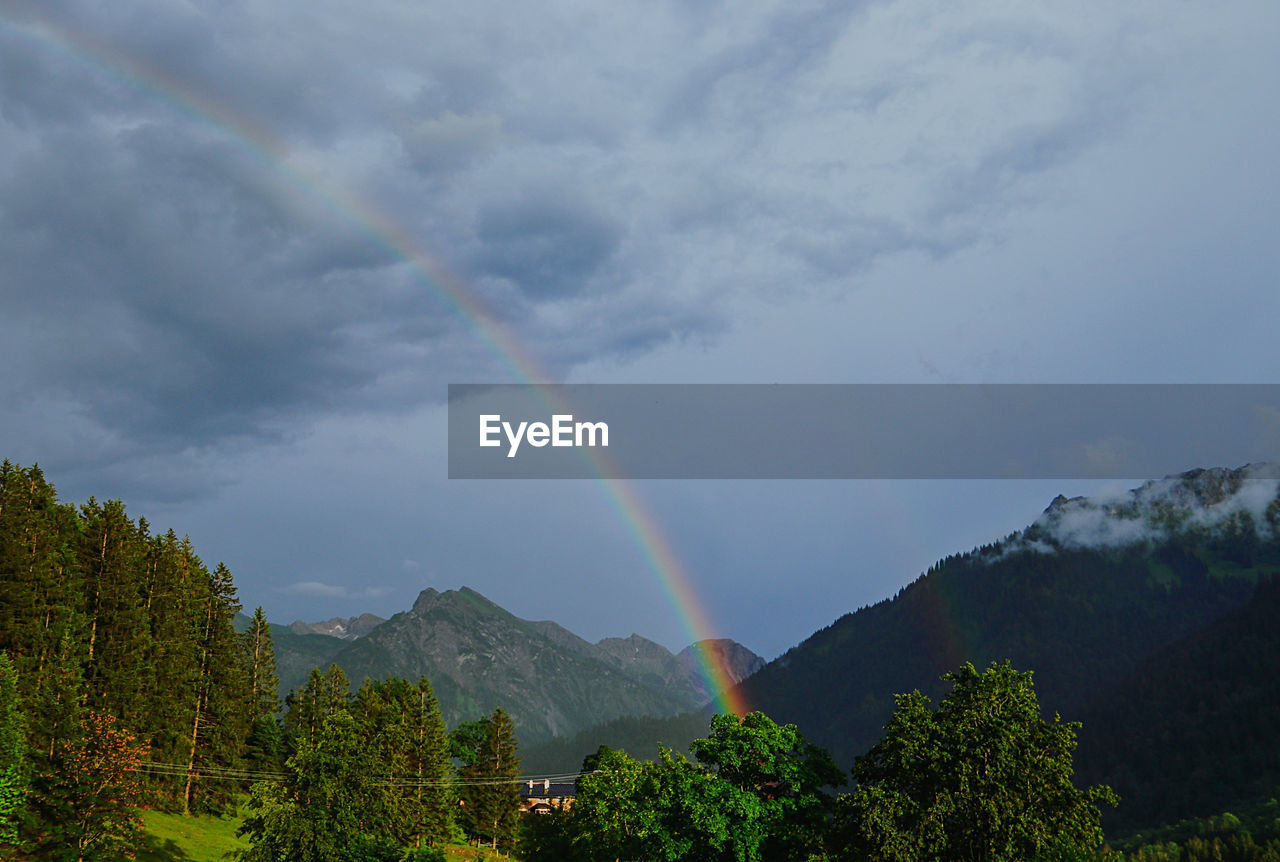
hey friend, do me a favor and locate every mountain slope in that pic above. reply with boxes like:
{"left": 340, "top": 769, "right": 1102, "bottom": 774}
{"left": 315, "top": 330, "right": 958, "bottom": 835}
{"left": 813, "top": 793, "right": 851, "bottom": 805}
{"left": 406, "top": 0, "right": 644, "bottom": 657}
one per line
{"left": 330, "top": 587, "right": 695, "bottom": 744}
{"left": 1075, "top": 574, "right": 1280, "bottom": 834}
{"left": 735, "top": 466, "right": 1280, "bottom": 773}
{"left": 288, "top": 613, "right": 384, "bottom": 640}
{"left": 593, "top": 634, "right": 766, "bottom": 709}
{"left": 233, "top": 613, "right": 347, "bottom": 702}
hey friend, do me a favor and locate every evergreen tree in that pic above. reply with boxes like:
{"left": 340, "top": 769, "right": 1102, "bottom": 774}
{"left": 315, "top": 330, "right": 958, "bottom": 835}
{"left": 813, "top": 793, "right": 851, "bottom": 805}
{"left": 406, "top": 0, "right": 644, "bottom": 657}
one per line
{"left": 284, "top": 664, "right": 351, "bottom": 752}
{"left": 237, "top": 710, "right": 385, "bottom": 862}
{"left": 136, "top": 529, "right": 204, "bottom": 803}
{"left": 353, "top": 676, "right": 453, "bottom": 849}
{"left": 242, "top": 606, "right": 280, "bottom": 721}
{"left": 182, "top": 561, "right": 251, "bottom": 812}
{"left": 460, "top": 707, "right": 521, "bottom": 852}
{"left": 406, "top": 676, "right": 453, "bottom": 848}
{"left": 0, "top": 652, "right": 27, "bottom": 850}
{"left": 79, "top": 497, "right": 152, "bottom": 727}
{"left": 0, "top": 461, "right": 83, "bottom": 690}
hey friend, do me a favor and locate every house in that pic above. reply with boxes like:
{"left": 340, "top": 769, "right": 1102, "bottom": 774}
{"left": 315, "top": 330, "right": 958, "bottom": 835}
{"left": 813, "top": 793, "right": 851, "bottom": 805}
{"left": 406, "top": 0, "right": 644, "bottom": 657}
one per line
{"left": 519, "top": 779, "right": 577, "bottom": 813}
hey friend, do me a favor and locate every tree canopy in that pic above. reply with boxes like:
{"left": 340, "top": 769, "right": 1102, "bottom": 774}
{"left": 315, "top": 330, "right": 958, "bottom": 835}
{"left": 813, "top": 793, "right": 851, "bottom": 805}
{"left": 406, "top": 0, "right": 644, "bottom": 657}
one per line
{"left": 836, "top": 660, "right": 1117, "bottom": 861}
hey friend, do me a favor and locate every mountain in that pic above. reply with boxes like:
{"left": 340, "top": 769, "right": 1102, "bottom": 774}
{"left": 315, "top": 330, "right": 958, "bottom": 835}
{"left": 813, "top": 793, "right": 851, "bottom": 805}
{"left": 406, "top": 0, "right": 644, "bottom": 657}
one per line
{"left": 288, "top": 613, "right": 385, "bottom": 640}
{"left": 727, "top": 466, "right": 1280, "bottom": 810}
{"left": 677, "top": 638, "right": 766, "bottom": 693}
{"left": 327, "top": 587, "right": 755, "bottom": 744}
{"left": 1074, "top": 574, "right": 1280, "bottom": 834}
{"left": 593, "top": 634, "right": 766, "bottom": 709}
{"left": 233, "top": 613, "right": 347, "bottom": 700}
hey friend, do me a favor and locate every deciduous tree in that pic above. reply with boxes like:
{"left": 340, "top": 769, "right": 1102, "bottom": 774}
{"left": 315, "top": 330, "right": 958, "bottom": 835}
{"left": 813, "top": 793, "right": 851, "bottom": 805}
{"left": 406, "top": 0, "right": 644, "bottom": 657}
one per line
{"left": 836, "top": 661, "right": 1117, "bottom": 862}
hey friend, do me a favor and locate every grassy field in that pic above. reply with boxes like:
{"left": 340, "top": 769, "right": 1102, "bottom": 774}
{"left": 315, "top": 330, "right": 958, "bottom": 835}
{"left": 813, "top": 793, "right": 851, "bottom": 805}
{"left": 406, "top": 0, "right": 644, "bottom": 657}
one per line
{"left": 138, "top": 809, "right": 248, "bottom": 861}
{"left": 137, "top": 810, "right": 512, "bottom": 861}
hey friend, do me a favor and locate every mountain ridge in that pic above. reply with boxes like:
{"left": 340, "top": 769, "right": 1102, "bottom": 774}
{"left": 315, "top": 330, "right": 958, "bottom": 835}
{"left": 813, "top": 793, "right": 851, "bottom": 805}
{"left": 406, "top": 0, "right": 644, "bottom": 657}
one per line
{"left": 281, "top": 586, "right": 764, "bottom": 745}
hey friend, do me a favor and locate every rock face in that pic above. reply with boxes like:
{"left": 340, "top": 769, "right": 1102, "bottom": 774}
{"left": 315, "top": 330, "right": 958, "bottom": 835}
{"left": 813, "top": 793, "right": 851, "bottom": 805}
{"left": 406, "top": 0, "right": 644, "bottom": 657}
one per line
{"left": 677, "top": 639, "right": 767, "bottom": 694}
{"left": 591, "top": 634, "right": 767, "bottom": 708}
{"left": 330, "top": 587, "right": 763, "bottom": 744}
{"left": 288, "top": 613, "right": 385, "bottom": 640}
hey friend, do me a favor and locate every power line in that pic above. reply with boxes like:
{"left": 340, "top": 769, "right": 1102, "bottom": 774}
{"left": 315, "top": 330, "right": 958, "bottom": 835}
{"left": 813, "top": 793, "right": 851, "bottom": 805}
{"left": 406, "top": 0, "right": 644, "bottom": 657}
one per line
{"left": 134, "top": 760, "right": 593, "bottom": 788}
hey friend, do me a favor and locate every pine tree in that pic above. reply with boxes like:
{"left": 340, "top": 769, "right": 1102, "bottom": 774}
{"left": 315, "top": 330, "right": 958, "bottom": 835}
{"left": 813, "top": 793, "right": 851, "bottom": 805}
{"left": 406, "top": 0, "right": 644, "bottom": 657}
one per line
{"left": 79, "top": 498, "right": 152, "bottom": 726}
{"left": 137, "top": 529, "right": 203, "bottom": 803}
{"left": 352, "top": 676, "right": 453, "bottom": 849}
{"left": 0, "top": 652, "right": 27, "bottom": 850}
{"left": 242, "top": 606, "right": 280, "bottom": 722}
{"left": 461, "top": 707, "right": 521, "bottom": 852}
{"left": 237, "top": 710, "right": 385, "bottom": 862}
{"left": 0, "top": 461, "right": 83, "bottom": 690}
{"left": 407, "top": 676, "right": 453, "bottom": 848}
{"left": 182, "top": 561, "right": 251, "bottom": 812}
{"left": 284, "top": 664, "right": 350, "bottom": 752}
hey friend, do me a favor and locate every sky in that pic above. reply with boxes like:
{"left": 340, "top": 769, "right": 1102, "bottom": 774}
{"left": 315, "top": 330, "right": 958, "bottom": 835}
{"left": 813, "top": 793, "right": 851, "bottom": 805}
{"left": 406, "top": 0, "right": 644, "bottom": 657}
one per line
{"left": 2, "top": 0, "right": 1278, "bottom": 659}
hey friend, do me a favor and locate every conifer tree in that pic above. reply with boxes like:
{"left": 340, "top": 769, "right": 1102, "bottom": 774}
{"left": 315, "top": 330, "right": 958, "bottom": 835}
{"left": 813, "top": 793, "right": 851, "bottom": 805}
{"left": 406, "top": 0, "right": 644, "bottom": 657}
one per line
{"left": 79, "top": 498, "right": 152, "bottom": 726}
{"left": 408, "top": 676, "right": 453, "bottom": 848}
{"left": 182, "top": 561, "right": 251, "bottom": 812}
{"left": 137, "top": 529, "right": 203, "bottom": 802}
{"left": 237, "top": 710, "right": 385, "bottom": 862}
{"left": 284, "top": 664, "right": 350, "bottom": 752}
{"left": 0, "top": 461, "right": 83, "bottom": 689}
{"left": 461, "top": 707, "right": 521, "bottom": 852}
{"left": 353, "top": 676, "right": 453, "bottom": 849}
{"left": 0, "top": 652, "right": 27, "bottom": 850}
{"left": 242, "top": 606, "right": 280, "bottom": 721}
{"left": 240, "top": 606, "right": 283, "bottom": 776}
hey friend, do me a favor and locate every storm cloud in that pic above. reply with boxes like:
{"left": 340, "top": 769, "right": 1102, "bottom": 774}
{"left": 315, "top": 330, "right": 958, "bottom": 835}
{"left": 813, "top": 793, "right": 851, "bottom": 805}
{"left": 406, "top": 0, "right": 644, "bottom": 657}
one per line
{"left": 2, "top": 0, "right": 1278, "bottom": 654}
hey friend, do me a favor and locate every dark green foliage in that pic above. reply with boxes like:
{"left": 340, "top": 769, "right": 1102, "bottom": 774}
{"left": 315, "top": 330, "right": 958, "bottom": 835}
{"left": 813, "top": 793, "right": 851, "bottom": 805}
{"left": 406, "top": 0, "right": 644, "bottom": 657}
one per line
{"left": 744, "top": 539, "right": 1263, "bottom": 768}
{"left": 459, "top": 707, "right": 521, "bottom": 851}
{"left": 352, "top": 676, "right": 454, "bottom": 849}
{"left": 544, "top": 712, "right": 843, "bottom": 862}
{"left": 237, "top": 710, "right": 385, "bottom": 862}
{"left": 0, "top": 462, "right": 84, "bottom": 688}
{"left": 240, "top": 683, "right": 457, "bottom": 861}
{"left": 836, "top": 661, "right": 1116, "bottom": 862}
{"left": 449, "top": 717, "right": 488, "bottom": 769}
{"left": 0, "top": 652, "right": 26, "bottom": 849}
{"left": 284, "top": 664, "right": 351, "bottom": 752}
{"left": 0, "top": 461, "right": 266, "bottom": 847}
{"left": 245, "top": 714, "right": 285, "bottom": 773}
{"left": 1076, "top": 577, "right": 1280, "bottom": 835}
{"left": 518, "top": 804, "right": 580, "bottom": 861}
{"left": 242, "top": 606, "right": 280, "bottom": 721}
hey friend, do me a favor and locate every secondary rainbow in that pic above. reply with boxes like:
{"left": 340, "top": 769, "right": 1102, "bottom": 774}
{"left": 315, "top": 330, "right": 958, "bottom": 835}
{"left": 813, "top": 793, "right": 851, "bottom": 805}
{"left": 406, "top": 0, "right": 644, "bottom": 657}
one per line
{"left": 2, "top": 7, "right": 751, "bottom": 716}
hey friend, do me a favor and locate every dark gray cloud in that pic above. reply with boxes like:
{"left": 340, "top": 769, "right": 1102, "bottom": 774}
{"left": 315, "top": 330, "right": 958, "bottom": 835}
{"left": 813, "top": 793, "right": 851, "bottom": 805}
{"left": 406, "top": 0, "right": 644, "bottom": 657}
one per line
{"left": 2, "top": 0, "right": 1277, "bottom": 654}
{"left": 474, "top": 192, "right": 622, "bottom": 299}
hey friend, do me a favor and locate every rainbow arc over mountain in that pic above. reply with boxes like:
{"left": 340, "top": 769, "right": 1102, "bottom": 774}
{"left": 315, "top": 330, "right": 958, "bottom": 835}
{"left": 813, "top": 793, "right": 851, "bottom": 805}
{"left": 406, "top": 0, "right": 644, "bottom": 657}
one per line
{"left": 2, "top": 7, "right": 751, "bottom": 716}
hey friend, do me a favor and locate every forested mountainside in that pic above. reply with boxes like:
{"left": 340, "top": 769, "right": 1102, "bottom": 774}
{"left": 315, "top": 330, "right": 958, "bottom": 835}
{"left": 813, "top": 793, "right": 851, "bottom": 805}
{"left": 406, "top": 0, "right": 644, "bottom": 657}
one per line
{"left": 730, "top": 466, "right": 1280, "bottom": 832}
{"left": 1075, "top": 574, "right": 1280, "bottom": 834}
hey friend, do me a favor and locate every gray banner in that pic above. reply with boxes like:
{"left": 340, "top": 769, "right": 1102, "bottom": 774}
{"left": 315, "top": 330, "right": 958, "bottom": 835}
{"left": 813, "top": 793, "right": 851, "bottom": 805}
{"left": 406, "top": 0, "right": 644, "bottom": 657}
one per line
{"left": 447, "top": 384, "right": 1280, "bottom": 479}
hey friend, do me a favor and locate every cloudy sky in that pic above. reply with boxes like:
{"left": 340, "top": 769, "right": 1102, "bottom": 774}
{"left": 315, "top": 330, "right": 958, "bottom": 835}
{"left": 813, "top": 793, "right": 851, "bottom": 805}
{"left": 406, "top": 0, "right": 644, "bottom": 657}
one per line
{"left": 2, "top": 0, "right": 1277, "bottom": 658}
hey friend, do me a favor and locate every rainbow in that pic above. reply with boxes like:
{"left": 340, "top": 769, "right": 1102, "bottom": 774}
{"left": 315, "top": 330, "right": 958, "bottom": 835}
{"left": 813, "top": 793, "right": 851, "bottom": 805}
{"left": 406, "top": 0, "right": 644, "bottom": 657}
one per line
{"left": 1, "top": 6, "right": 751, "bottom": 717}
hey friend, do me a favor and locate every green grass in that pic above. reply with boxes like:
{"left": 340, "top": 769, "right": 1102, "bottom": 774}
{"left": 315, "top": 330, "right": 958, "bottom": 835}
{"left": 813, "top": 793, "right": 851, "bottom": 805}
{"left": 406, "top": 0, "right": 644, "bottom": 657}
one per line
{"left": 137, "top": 811, "right": 509, "bottom": 862}
{"left": 137, "top": 809, "right": 248, "bottom": 862}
